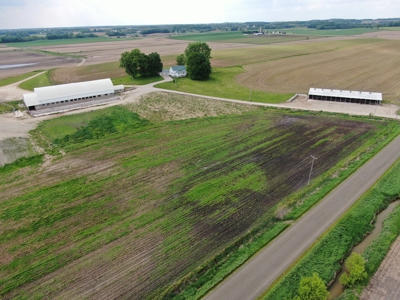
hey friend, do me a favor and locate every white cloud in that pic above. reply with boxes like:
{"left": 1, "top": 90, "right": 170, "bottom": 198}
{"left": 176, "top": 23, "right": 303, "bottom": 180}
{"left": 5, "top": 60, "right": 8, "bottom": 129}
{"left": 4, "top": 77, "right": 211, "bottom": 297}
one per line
{"left": 0, "top": 0, "right": 400, "bottom": 29}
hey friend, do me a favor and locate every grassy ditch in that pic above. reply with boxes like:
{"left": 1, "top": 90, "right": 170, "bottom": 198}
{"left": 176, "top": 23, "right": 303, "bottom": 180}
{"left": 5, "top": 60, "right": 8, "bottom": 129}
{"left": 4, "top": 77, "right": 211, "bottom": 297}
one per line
{"left": 155, "top": 67, "right": 291, "bottom": 104}
{"left": 18, "top": 70, "right": 53, "bottom": 91}
{"left": 262, "top": 158, "right": 400, "bottom": 300}
{"left": 337, "top": 198, "right": 400, "bottom": 299}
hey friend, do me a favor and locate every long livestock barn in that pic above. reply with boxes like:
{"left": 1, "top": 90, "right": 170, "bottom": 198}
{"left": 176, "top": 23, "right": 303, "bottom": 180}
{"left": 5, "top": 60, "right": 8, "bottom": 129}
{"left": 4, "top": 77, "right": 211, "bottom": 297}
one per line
{"left": 23, "top": 79, "right": 124, "bottom": 112}
{"left": 308, "top": 88, "right": 382, "bottom": 105}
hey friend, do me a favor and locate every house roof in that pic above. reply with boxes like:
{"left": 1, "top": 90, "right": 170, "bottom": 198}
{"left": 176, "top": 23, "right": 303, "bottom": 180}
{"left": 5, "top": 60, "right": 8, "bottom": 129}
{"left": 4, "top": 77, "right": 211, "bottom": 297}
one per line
{"left": 23, "top": 79, "right": 117, "bottom": 106}
{"left": 170, "top": 66, "right": 186, "bottom": 71}
{"left": 308, "top": 88, "right": 382, "bottom": 101}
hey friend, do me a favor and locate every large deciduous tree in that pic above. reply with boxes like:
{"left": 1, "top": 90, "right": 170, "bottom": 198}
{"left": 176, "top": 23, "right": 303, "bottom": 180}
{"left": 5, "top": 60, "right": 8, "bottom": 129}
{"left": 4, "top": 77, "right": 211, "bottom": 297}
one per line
{"left": 176, "top": 54, "right": 185, "bottom": 66}
{"left": 186, "top": 52, "right": 211, "bottom": 80}
{"left": 295, "top": 273, "right": 329, "bottom": 300}
{"left": 184, "top": 42, "right": 212, "bottom": 80}
{"left": 184, "top": 42, "right": 212, "bottom": 60}
{"left": 119, "top": 49, "right": 163, "bottom": 78}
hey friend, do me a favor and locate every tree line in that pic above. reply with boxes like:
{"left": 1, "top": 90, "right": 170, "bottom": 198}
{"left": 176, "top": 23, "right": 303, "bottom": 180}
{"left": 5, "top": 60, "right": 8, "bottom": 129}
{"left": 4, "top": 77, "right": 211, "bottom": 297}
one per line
{"left": 119, "top": 41, "right": 212, "bottom": 81}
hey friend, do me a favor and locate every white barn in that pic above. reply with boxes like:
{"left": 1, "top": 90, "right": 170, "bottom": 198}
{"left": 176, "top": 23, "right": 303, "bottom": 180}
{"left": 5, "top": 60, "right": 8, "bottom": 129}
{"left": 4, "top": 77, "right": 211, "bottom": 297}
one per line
{"left": 169, "top": 66, "right": 187, "bottom": 78}
{"left": 308, "top": 88, "right": 382, "bottom": 105}
{"left": 23, "top": 79, "right": 124, "bottom": 112}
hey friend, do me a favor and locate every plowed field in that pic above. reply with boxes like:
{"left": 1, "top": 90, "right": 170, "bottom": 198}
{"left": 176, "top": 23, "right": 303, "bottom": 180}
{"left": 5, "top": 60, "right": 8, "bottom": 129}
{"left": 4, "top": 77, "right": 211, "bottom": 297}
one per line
{"left": 0, "top": 105, "right": 387, "bottom": 299}
{"left": 235, "top": 39, "right": 400, "bottom": 102}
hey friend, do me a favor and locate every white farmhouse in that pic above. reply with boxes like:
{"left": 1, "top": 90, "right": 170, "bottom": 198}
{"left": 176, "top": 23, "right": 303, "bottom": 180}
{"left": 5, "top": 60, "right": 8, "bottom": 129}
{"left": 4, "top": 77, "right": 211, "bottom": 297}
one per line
{"left": 169, "top": 66, "right": 187, "bottom": 78}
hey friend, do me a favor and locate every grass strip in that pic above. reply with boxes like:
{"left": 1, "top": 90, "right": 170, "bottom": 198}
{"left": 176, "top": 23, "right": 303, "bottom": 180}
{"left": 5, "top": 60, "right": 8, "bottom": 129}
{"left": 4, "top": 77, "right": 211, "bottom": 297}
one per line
{"left": 261, "top": 158, "right": 400, "bottom": 300}
{"left": 0, "top": 71, "right": 43, "bottom": 87}
{"left": 0, "top": 155, "right": 43, "bottom": 175}
{"left": 155, "top": 67, "right": 291, "bottom": 104}
{"left": 19, "top": 70, "right": 53, "bottom": 91}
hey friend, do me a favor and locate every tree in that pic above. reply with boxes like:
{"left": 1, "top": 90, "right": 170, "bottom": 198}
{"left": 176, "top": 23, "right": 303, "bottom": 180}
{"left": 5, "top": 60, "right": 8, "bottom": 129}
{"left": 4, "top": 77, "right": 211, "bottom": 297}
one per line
{"left": 119, "top": 49, "right": 163, "bottom": 78}
{"left": 119, "top": 49, "right": 143, "bottom": 78}
{"left": 176, "top": 54, "right": 185, "bottom": 66}
{"left": 295, "top": 273, "right": 329, "bottom": 300}
{"left": 340, "top": 252, "right": 367, "bottom": 287}
{"left": 184, "top": 42, "right": 212, "bottom": 61}
{"left": 186, "top": 52, "right": 211, "bottom": 80}
{"left": 147, "top": 52, "right": 163, "bottom": 76}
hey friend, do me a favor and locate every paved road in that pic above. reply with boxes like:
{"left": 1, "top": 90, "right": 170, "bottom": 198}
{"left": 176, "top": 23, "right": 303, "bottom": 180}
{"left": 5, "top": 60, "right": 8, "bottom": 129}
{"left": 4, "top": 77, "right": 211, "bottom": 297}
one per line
{"left": 205, "top": 133, "right": 400, "bottom": 300}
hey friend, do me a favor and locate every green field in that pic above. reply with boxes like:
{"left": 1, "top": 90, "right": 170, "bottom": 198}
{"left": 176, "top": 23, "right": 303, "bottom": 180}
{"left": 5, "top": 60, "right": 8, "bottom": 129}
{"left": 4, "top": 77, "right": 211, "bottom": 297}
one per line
{"left": 112, "top": 75, "right": 163, "bottom": 86}
{"left": 0, "top": 94, "right": 397, "bottom": 299}
{"left": 170, "top": 31, "right": 318, "bottom": 44}
{"left": 18, "top": 71, "right": 53, "bottom": 91}
{"left": 6, "top": 37, "right": 138, "bottom": 48}
{"left": 155, "top": 67, "right": 292, "bottom": 103}
{"left": 0, "top": 71, "right": 43, "bottom": 87}
{"left": 287, "top": 27, "right": 379, "bottom": 36}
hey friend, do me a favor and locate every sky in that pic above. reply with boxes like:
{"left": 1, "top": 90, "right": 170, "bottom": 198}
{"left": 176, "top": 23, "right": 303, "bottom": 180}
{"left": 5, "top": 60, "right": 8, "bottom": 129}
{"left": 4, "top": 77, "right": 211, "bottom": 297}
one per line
{"left": 1, "top": 0, "right": 400, "bottom": 29}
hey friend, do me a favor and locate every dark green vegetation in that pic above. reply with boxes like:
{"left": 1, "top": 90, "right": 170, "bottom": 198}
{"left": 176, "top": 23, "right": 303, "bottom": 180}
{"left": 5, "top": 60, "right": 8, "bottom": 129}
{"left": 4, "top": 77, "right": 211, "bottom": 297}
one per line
{"left": 1, "top": 98, "right": 398, "bottom": 299}
{"left": 263, "top": 157, "right": 400, "bottom": 300}
{"left": 183, "top": 42, "right": 212, "bottom": 80}
{"left": 338, "top": 197, "right": 400, "bottom": 299}
{"left": 119, "top": 49, "right": 163, "bottom": 78}
{"left": 18, "top": 70, "right": 53, "bottom": 91}
{"left": 156, "top": 67, "right": 291, "bottom": 103}
{"left": 0, "top": 100, "right": 23, "bottom": 114}
{"left": 296, "top": 273, "right": 330, "bottom": 300}
{"left": 0, "top": 71, "right": 43, "bottom": 87}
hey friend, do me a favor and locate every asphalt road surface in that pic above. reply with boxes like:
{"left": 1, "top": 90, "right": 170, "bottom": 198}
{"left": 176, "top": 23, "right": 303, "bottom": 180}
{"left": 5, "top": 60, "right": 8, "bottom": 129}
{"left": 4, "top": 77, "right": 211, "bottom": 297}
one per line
{"left": 204, "top": 133, "right": 400, "bottom": 300}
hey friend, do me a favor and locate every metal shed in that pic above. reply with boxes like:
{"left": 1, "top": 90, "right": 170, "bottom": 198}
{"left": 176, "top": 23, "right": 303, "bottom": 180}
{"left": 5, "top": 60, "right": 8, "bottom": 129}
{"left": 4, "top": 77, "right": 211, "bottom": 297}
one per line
{"left": 23, "top": 79, "right": 124, "bottom": 111}
{"left": 308, "top": 88, "right": 382, "bottom": 105}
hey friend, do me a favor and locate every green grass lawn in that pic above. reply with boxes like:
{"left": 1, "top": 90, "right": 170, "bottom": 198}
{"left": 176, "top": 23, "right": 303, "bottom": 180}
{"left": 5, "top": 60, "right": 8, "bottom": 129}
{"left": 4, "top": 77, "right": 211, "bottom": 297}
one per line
{"left": 6, "top": 37, "right": 138, "bottom": 48}
{"left": 155, "top": 67, "right": 292, "bottom": 104}
{"left": 19, "top": 71, "right": 52, "bottom": 91}
{"left": 112, "top": 75, "right": 163, "bottom": 86}
{"left": 0, "top": 71, "right": 43, "bottom": 87}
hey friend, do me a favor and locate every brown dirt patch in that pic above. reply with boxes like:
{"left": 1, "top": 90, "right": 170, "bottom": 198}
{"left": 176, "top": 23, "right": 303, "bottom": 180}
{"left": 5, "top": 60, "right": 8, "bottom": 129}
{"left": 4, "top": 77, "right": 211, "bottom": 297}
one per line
{"left": 0, "top": 49, "right": 80, "bottom": 79}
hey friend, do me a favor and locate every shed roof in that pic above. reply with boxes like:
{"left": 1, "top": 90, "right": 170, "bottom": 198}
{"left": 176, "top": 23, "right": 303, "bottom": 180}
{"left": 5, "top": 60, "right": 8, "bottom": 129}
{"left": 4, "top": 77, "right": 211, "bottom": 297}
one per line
{"left": 309, "top": 88, "right": 382, "bottom": 101}
{"left": 23, "top": 79, "right": 116, "bottom": 106}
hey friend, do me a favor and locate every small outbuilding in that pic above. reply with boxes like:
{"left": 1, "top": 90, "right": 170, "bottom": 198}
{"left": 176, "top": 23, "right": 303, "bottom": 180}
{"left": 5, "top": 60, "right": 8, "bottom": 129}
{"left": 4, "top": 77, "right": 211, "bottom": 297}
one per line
{"left": 308, "top": 88, "right": 382, "bottom": 105}
{"left": 169, "top": 66, "right": 187, "bottom": 78}
{"left": 23, "top": 78, "right": 124, "bottom": 112}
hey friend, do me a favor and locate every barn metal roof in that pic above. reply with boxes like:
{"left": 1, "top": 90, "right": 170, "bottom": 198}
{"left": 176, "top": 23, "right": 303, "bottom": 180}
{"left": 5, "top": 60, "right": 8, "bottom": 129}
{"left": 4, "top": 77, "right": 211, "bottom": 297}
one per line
{"left": 309, "top": 88, "right": 382, "bottom": 101}
{"left": 23, "top": 79, "right": 116, "bottom": 106}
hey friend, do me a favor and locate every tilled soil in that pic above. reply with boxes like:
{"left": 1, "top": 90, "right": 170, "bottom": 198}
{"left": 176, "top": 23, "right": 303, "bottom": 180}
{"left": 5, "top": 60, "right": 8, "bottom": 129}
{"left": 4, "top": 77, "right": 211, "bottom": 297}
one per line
{"left": 361, "top": 236, "right": 400, "bottom": 300}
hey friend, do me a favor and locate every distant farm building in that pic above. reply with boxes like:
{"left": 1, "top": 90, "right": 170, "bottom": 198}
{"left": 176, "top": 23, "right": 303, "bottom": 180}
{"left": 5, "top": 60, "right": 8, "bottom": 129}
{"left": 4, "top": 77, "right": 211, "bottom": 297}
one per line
{"left": 169, "top": 66, "right": 187, "bottom": 78}
{"left": 308, "top": 88, "right": 382, "bottom": 105}
{"left": 23, "top": 79, "right": 124, "bottom": 114}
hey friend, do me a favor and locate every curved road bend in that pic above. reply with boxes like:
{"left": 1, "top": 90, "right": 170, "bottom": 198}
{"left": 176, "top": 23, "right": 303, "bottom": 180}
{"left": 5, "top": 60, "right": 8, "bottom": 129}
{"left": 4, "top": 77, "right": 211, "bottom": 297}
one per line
{"left": 205, "top": 133, "right": 400, "bottom": 300}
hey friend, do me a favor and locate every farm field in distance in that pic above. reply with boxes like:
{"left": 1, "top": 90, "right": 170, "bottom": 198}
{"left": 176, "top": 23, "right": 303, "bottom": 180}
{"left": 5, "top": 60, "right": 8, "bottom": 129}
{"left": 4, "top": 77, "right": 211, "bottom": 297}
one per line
{"left": 0, "top": 93, "right": 396, "bottom": 299}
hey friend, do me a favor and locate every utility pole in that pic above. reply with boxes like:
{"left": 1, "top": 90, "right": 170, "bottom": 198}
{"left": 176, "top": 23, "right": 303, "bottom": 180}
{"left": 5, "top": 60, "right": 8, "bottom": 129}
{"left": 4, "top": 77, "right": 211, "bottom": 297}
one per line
{"left": 308, "top": 155, "right": 318, "bottom": 186}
